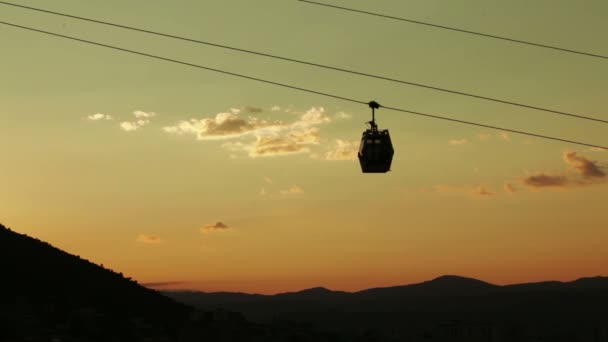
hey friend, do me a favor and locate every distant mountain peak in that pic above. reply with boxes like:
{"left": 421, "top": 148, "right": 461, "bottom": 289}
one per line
{"left": 283, "top": 286, "right": 336, "bottom": 295}
{"left": 428, "top": 275, "right": 494, "bottom": 285}
{"left": 300, "top": 286, "right": 333, "bottom": 293}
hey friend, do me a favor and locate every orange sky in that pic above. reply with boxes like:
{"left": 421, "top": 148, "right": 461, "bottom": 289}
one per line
{"left": 1, "top": 0, "right": 607, "bottom": 294}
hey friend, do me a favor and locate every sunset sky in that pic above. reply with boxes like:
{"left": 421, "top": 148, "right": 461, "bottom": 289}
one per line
{"left": 1, "top": 0, "right": 607, "bottom": 294}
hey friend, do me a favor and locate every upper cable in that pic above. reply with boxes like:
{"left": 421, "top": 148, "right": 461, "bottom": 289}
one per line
{"left": 0, "top": 1, "right": 606, "bottom": 124}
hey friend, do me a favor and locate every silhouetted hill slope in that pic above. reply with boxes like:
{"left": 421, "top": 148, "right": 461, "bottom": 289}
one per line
{"left": 0, "top": 223, "right": 348, "bottom": 342}
{"left": 0, "top": 223, "right": 193, "bottom": 340}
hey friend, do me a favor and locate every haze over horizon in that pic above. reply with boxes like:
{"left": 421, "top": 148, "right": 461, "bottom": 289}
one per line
{"left": 2, "top": 0, "right": 607, "bottom": 295}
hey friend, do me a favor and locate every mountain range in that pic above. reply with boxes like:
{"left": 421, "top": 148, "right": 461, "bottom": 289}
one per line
{"left": 3, "top": 221, "right": 608, "bottom": 341}
{"left": 164, "top": 274, "right": 608, "bottom": 317}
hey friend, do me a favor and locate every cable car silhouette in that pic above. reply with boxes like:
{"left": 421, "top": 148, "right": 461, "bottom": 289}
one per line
{"left": 358, "top": 101, "right": 394, "bottom": 173}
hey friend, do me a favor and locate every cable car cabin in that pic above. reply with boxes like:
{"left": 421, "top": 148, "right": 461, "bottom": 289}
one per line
{"left": 358, "top": 128, "right": 394, "bottom": 173}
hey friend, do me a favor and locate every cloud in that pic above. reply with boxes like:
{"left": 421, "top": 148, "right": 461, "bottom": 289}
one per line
{"left": 477, "top": 133, "right": 492, "bottom": 141}
{"left": 164, "top": 106, "right": 333, "bottom": 158}
{"left": 163, "top": 111, "right": 284, "bottom": 140}
{"left": 448, "top": 139, "right": 468, "bottom": 146}
{"left": 521, "top": 152, "right": 606, "bottom": 190}
{"left": 253, "top": 128, "right": 320, "bottom": 157}
{"left": 201, "top": 222, "right": 231, "bottom": 233}
{"left": 280, "top": 185, "right": 303, "bottom": 195}
{"left": 264, "top": 177, "right": 273, "bottom": 184}
{"left": 87, "top": 113, "right": 113, "bottom": 121}
{"left": 563, "top": 152, "right": 605, "bottom": 179}
{"left": 504, "top": 182, "right": 516, "bottom": 194}
{"left": 422, "top": 184, "right": 496, "bottom": 198}
{"left": 523, "top": 173, "right": 569, "bottom": 188}
{"left": 476, "top": 132, "right": 511, "bottom": 142}
{"left": 271, "top": 106, "right": 281, "bottom": 112}
{"left": 474, "top": 185, "right": 495, "bottom": 196}
{"left": 334, "top": 112, "right": 352, "bottom": 120}
{"left": 498, "top": 132, "right": 511, "bottom": 142}
{"left": 295, "top": 107, "right": 331, "bottom": 127}
{"left": 133, "top": 110, "right": 156, "bottom": 119}
{"left": 120, "top": 122, "right": 141, "bottom": 131}
{"left": 324, "top": 139, "right": 359, "bottom": 161}
{"left": 121, "top": 111, "right": 156, "bottom": 132}
{"left": 136, "top": 234, "right": 162, "bottom": 244}
{"left": 223, "top": 127, "right": 321, "bottom": 157}
{"left": 242, "top": 106, "right": 263, "bottom": 113}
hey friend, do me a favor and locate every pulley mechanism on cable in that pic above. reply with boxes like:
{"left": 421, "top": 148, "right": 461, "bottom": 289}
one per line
{"left": 358, "top": 101, "right": 394, "bottom": 173}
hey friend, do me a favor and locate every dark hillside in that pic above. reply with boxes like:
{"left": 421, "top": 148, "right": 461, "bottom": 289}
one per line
{"left": 0, "top": 223, "right": 192, "bottom": 340}
{"left": 0, "top": 223, "right": 347, "bottom": 342}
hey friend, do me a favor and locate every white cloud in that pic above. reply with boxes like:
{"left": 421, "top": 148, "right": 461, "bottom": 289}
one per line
{"left": 295, "top": 107, "right": 331, "bottom": 127}
{"left": 120, "top": 121, "right": 141, "bottom": 132}
{"left": 134, "top": 110, "right": 156, "bottom": 119}
{"left": 120, "top": 110, "right": 156, "bottom": 132}
{"left": 163, "top": 111, "right": 285, "bottom": 140}
{"left": 165, "top": 106, "right": 332, "bottom": 158}
{"left": 87, "top": 113, "right": 113, "bottom": 121}
{"left": 448, "top": 139, "right": 469, "bottom": 146}
{"left": 334, "top": 112, "right": 352, "bottom": 120}
{"left": 325, "top": 139, "right": 359, "bottom": 161}
{"left": 225, "top": 128, "right": 321, "bottom": 158}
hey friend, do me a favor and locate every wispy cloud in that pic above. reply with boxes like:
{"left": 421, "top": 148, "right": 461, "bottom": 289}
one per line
{"left": 136, "top": 234, "right": 162, "bottom": 244}
{"left": 87, "top": 113, "right": 113, "bottom": 121}
{"left": 166, "top": 106, "right": 332, "bottom": 158}
{"left": 563, "top": 152, "right": 606, "bottom": 179}
{"left": 201, "top": 222, "right": 231, "bottom": 233}
{"left": 504, "top": 182, "right": 517, "bottom": 194}
{"left": 280, "top": 185, "right": 303, "bottom": 195}
{"left": 523, "top": 173, "right": 568, "bottom": 188}
{"left": 324, "top": 139, "right": 359, "bottom": 161}
{"left": 162, "top": 109, "right": 280, "bottom": 139}
{"left": 448, "top": 139, "right": 469, "bottom": 146}
{"left": 133, "top": 110, "right": 156, "bottom": 119}
{"left": 474, "top": 185, "right": 495, "bottom": 196}
{"left": 498, "top": 132, "right": 511, "bottom": 142}
{"left": 334, "top": 112, "right": 352, "bottom": 120}
{"left": 421, "top": 184, "right": 496, "bottom": 198}
{"left": 476, "top": 132, "right": 512, "bottom": 142}
{"left": 121, "top": 111, "right": 156, "bottom": 132}
{"left": 477, "top": 133, "right": 492, "bottom": 141}
{"left": 522, "top": 152, "right": 605, "bottom": 190}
